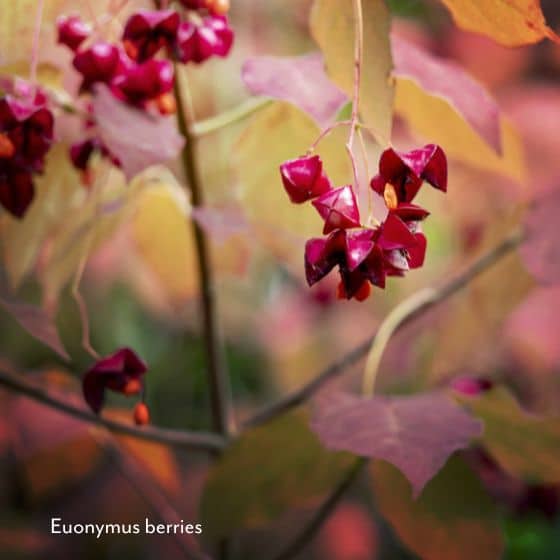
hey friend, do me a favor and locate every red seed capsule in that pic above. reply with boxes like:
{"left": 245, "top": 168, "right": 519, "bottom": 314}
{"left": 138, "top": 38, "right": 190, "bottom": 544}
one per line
{"left": 134, "top": 402, "right": 150, "bottom": 426}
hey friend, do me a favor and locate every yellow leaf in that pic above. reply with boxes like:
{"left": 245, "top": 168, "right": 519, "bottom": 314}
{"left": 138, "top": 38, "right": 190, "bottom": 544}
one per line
{"left": 458, "top": 387, "right": 560, "bottom": 484}
{"left": 0, "top": 0, "right": 66, "bottom": 62}
{"left": 394, "top": 77, "right": 527, "bottom": 182}
{"left": 131, "top": 177, "right": 199, "bottom": 302}
{"left": 235, "top": 102, "right": 351, "bottom": 266}
{"left": 310, "top": 0, "right": 394, "bottom": 143}
{"left": 439, "top": 0, "right": 560, "bottom": 47}
{"left": 41, "top": 164, "right": 140, "bottom": 306}
{"left": 0, "top": 145, "right": 81, "bottom": 289}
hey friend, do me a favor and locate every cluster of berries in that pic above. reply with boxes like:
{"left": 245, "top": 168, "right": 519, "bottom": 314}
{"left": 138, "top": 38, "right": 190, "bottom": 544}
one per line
{"left": 82, "top": 347, "right": 150, "bottom": 425}
{"left": 57, "top": 0, "right": 233, "bottom": 179}
{"left": 0, "top": 82, "right": 54, "bottom": 219}
{"left": 280, "top": 144, "right": 447, "bottom": 301}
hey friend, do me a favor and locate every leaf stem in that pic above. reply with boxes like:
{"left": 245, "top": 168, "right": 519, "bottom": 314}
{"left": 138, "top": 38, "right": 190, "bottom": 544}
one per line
{"left": 174, "top": 69, "right": 235, "bottom": 438}
{"left": 190, "top": 97, "right": 272, "bottom": 137}
{"left": 346, "top": 0, "right": 364, "bottom": 192}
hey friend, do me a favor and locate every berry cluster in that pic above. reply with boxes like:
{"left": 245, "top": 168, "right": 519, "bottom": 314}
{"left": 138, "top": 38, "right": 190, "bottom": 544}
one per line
{"left": 56, "top": 0, "right": 233, "bottom": 178}
{"left": 82, "top": 347, "right": 150, "bottom": 425}
{"left": 0, "top": 83, "right": 54, "bottom": 219}
{"left": 280, "top": 144, "right": 447, "bottom": 301}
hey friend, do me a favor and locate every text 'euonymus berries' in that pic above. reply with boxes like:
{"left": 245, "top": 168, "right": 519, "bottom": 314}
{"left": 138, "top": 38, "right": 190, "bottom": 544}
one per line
{"left": 82, "top": 347, "right": 148, "bottom": 415}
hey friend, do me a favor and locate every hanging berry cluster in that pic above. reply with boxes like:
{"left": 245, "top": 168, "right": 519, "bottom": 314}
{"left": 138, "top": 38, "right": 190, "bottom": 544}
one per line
{"left": 0, "top": 82, "right": 54, "bottom": 219}
{"left": 280, "top": 144, "right": 448, "bottom": 301}
{"left": 56, "top": 0, "right": 234, "bottom": 179}
{"left": 82, "top": 347, "right": 150, "bottom": 425}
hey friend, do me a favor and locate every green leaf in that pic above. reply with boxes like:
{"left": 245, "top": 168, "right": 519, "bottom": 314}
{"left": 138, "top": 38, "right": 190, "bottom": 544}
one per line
{"left": 371, "top": 454, "right": 504, "bottom": 560}
{"left": 199, "top": 412, "right": 354, "bottom": 540}
{"left": 458, "top": 387, "right": 560, "bottom": 484}
{"left": 310, "top": 0, "right": 394, "bottom": 143}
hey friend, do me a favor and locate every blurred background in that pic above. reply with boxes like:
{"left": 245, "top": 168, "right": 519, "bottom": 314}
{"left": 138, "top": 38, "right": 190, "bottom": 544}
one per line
{"left": 0, "top": 0, "right": 559, "bottom": 558}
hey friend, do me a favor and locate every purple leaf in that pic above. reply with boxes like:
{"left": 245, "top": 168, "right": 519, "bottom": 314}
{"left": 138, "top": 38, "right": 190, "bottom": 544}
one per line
{"left": 92, "top": 85, "right": 184, "bottom": 180}
{"left": 0, "top": 292, "right": 69, "bottom": 361}
{"left": 311, "top": 391, "right": 482, "bottom": 497}
{"left": 241, "top": 53, "right": 347, "bottom": 128}
{"left": 519, "top": 187, "right": 560, "bottom": 284}
{"left": 191, "top": 205, "right": 248, "bottom": 244}
{"left": 391, "top": 35, "right": 502, "bottom": 154}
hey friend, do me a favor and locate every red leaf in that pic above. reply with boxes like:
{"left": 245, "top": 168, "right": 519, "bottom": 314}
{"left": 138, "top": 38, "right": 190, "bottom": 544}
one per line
{"left": 311, "top": 391, "right": 482, "bottom": 497}
{"left": 241, "top": 53, "right": 347, "bottom": 128}
{"left": 520, "top": 188, "right": 560, "bottom": 284}
{"left": 391, "top": 35, "right": 502, "bottom": 154}
{"left": 92, "top": 85, "right": 184, "bottom": 180}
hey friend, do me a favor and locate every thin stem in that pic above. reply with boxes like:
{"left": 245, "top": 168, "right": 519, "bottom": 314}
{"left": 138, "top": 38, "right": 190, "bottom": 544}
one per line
{"left": 30, "top": 0, "right": 45, "bottom": 85}
{"left": 174, "top": 69, "right": 235, "bottom": 438}
{"left": 246, "top": 228, "right": 524, "bottom": 427}
{"left": 0, "top": 363, "right": 226, "bottom": 452}
{"left": 190, "top": 97, "right": 272, "bottom": 137}
{"left": 271, "top": 458, "right": 366, "bottom": 560}
{"left": 346, "top": 0, "right": 364, "bottom": 192}
{"left": 308, "top": 120, "right": 352, "bottom": 153}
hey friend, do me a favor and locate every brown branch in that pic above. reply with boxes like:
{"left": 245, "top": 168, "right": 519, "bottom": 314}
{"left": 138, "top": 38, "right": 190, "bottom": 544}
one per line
{"left": 245, "top": 228, "right": 524, "bottom": 429}
{"left": 0, "top": 365, "right": 226, "bottom": 452}
{"left": 271, "top": 458, "right": 366, "bottom": 560}
{"left": 174, "top": 69, "right": 235, "bottom": 438}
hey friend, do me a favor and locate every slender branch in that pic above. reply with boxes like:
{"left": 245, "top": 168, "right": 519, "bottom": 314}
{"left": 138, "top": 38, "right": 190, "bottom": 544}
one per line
{"left": 174, "top": 69, "right": 235, "bottom": 437}
{"left": 0, "top": 365, "right": 226, "bottom": 452}
{"left": 190, "top": 97, "right": 272, "bottom": 137}
{"left": 246, "top": 228, "right": 525, "bottom": 428}
{"left": 346, "top": 0, "right": 364, "bottom": 191}
{"left": 271, "top": 458, "right": 366, "bottom": 560}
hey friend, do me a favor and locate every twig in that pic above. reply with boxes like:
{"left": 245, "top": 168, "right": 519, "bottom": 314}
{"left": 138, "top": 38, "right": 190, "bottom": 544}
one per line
{"left": 308, "top": 120, "right": 352, "bottom": 153}
{"left": 0, "top": 365, "right": 226, "bottom": 452}
{"left": 174, "top": 69, "right": 235, "bottom": 437}
{"left": 246, "top": 228, "right": 524, "bottom": 428}
{"left": 271, "top": 458, "right": 366, "bottom": 560}
{"left": 190, "top": 97, "right": 272, "bottom": 137}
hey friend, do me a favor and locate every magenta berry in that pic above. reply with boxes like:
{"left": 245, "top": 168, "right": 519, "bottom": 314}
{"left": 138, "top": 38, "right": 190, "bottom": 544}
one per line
{"left": 112, "top": 59, "right": 174, "bottom": 106}
{"left": 280, "top": 155, "right": 332, "bottom": 204}
{"left": 312, "top": 185, "right": 361, "bottom": 234}
{"left": 0, "top": 90, "right": 54, "bottom": 219}
{"left": 73, "top": 43, "right": 123, "bottom": 92}
{"left": 82, "top": 347, "right": 148, "bottom": 414}
{"left": 370, "top": 144, "right": 447, "bottom": 205}
{"left": 122, "top": 9, "right": 180, "bottom": 62}
{"left": 176, "top": 15, "right": 234, "bottom": 64}
{"left": 57, "top": 14, "right": 91, "bottom": 51}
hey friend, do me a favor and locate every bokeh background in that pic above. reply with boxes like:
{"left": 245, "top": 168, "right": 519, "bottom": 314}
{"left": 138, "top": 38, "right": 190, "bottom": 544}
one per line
{"left": 0, "top": 0, "right": 560, "bottom": 558}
